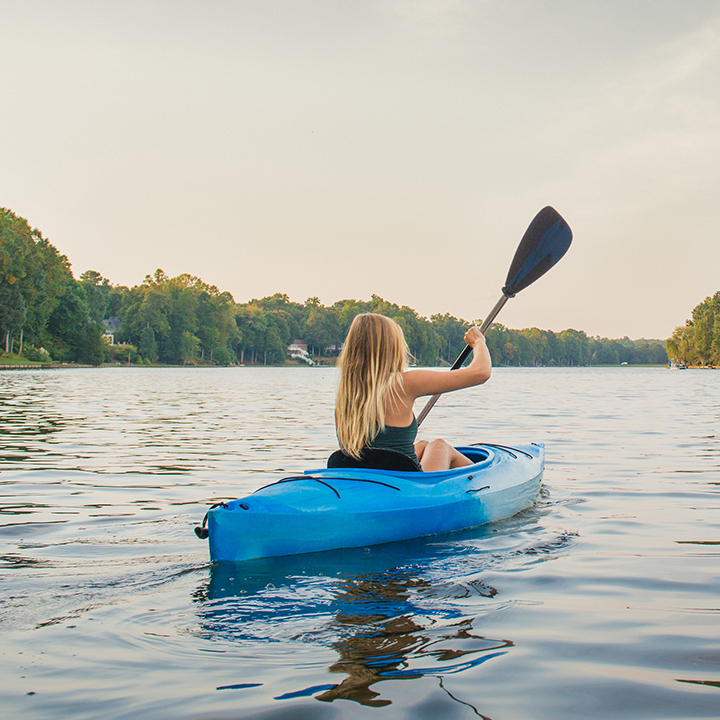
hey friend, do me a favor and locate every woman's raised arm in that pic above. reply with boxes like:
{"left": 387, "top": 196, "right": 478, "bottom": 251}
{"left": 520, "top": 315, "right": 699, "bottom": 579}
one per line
{"left": 402, "top": 326, "right": 491, "bottom": 400}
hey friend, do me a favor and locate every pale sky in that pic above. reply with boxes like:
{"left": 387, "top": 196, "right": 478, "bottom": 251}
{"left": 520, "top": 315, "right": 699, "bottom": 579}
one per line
{"left": 2, "top": 0, "right": 719, "bottom": 339}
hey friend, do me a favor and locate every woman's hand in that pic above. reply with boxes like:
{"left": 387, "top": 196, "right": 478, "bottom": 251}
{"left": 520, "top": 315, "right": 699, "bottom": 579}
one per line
{"left": 464, "top": 326, "right": 485, "bottom": 348}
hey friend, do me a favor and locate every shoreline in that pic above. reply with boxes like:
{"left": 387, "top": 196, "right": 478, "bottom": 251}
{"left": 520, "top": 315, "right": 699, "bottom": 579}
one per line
{"left": 0, "top": 362, "right": 690, "bottom": 371}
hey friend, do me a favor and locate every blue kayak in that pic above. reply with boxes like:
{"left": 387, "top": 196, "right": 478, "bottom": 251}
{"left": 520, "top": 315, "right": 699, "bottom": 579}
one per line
{"left": 201, "top": 443, "right": 544, "bottom": 563}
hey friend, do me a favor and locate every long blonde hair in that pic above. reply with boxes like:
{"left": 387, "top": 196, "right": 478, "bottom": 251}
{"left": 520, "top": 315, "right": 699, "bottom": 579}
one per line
{"left": 335, "top": 313, "right": 409, "bottom": 459}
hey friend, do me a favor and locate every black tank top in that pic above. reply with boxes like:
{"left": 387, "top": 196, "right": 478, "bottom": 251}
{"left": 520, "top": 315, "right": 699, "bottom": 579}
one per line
{"left": 368, "top": 416, "right": 419, "bottom": 464}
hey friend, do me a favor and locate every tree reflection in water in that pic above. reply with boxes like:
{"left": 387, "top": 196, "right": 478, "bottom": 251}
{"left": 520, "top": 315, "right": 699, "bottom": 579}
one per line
{"left": 194, "top": 543, "right": 513, "bottom": 713}
{"left": 0, "top": 382, "right": 64, "bottom": 468}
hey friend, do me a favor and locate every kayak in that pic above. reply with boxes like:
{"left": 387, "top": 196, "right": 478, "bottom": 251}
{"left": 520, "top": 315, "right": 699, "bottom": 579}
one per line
{"left": 199, "top": 442, "right": 544, "bottom": 563}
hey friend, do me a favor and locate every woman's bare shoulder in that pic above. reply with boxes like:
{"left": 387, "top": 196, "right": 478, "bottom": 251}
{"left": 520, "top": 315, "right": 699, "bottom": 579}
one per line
{"left": 401, "top": 369, "right": 446, "bottom": 397}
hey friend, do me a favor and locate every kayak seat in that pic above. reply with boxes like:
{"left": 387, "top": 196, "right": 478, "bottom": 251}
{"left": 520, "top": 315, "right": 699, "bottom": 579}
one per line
{"left": 327, "top": 448, "right": 422, "bottom": 472}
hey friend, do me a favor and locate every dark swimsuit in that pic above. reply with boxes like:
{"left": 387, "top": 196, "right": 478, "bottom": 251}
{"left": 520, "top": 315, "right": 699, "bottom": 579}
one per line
{"left": 368, "top": 416, "right": 419, "bottom": 464}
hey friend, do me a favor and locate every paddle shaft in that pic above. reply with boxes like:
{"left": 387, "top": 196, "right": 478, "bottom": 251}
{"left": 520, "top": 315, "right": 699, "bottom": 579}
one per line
{"left": 416, "top": 293, "right": 509, "bottom": 426}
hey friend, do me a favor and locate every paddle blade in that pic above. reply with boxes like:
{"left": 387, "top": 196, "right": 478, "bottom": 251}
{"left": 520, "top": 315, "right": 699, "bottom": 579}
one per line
{"left": 502, "top": 206, "right": 572, "bottom": 297}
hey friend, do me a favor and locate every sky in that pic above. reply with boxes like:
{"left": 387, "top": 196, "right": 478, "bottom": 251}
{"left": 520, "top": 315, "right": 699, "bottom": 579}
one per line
{"left": 2, "top": 0, "right": 719, "bottom": 339}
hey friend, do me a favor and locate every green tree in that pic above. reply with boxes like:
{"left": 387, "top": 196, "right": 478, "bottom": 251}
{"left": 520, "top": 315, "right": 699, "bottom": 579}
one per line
{"left": 117, "top": 274, "right": 172, "bottom": 357}
{"left": 712, "top": 312, "right": 720, "bottom": 366}
{"left": 196, "top": 290, "right": 237, "bottom": 362}
{"left": 113, "top": 271, "right": 238, "bottom": 365}
{"left": 667, "top": 292, "right": 720, "bottom": 366}
{"left": 0, "top": 207, "right": 71, "bottom": 354}
{"left": 46, "top": 276, "right": 106, "bottom": 364}
{"left": 138, "top": 325, "right": 158, "bottom": 361}
{"left": 304, "top": 300, "right": 337, "bottom": 356}
{"left": 0, "top": 285, "right": 26, "bottom": 353}
{"left": 593, "top": 343, "right": 619, "bottom": 365}
{"left": 557, "top": 329, "right": 591, "bottom": 366}
{"left": 429, "top": 314, "right": 465, "bottom": 365}
{"left": 179, "top": 330, "right": 200, "bottom": 364}
{"left": 80, "top": 270, "right": 112, "bottom": 322}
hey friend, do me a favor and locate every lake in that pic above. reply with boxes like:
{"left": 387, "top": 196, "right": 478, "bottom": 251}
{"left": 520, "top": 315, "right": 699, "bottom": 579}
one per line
{"left": 1, "top": 366, "right": 719, "bottom": 719}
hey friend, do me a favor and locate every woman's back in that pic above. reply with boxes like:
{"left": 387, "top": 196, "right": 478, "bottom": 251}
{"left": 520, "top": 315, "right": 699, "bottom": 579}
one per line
{"left": 335, "top": 313, "right": 491, "bottom": 472}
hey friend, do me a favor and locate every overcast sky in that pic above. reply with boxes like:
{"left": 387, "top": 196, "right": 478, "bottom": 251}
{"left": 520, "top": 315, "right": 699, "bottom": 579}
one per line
{"left": 2, "top": 0, "right": 719, "bottom": 339}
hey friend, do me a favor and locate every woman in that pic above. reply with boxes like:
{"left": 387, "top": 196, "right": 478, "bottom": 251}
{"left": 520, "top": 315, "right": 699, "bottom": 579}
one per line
{"left": 335, "top": 313, "right": 491, "bottom": 472}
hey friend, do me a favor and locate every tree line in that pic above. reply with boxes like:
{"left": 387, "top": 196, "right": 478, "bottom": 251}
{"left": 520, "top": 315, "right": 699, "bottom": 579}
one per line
{"left": 231, "top": 294, "right": 668, "bottom": 367}
{"left": 666, "top": 292, "right": 720, "bottom": 366}
{"left": 1, "top": 207, "right": 668, "bottom": 366}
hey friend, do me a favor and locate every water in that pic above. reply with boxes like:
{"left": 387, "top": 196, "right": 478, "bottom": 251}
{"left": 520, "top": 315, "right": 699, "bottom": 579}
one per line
{"left": 1, "top": 366, "right": 719, "bottom": 719}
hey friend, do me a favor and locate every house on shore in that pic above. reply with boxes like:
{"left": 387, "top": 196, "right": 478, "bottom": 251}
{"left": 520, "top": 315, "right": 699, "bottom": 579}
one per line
{"left": 102, "top": 317, "right": 122, "bottom": 345}
{"left": 288, "top": 340, "right": 315, "bottom": 365}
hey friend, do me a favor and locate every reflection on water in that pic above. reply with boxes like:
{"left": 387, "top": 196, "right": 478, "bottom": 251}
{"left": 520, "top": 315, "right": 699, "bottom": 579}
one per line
{"left": 201, "top": 565, "right": 508, "bottom": 711}
{"left": 193, "top": 516, "right": 568, "bottom": 713}
{"left": 0, "top": 376, "right": 65, "bottom": 466}
{"left": 1, "top": 367, "right": 720, "bottom": 719}
{"left": 0, "top": 367, "right": 337, "bottom": 475}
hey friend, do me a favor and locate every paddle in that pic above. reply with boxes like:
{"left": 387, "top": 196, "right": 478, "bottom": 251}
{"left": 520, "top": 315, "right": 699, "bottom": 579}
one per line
{"left": 416, "top": 206, "right": 572, "bottom": 426}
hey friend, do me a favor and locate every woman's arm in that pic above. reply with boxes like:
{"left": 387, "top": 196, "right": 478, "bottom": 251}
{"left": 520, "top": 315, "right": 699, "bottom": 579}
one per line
{"left": 402, "top": 326, "right": 491, "bottom": 399}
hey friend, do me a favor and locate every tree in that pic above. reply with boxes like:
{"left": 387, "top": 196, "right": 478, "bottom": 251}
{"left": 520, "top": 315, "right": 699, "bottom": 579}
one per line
{"left": 111, "top": 270, "right": 240, "bottom": 365}
{"left": 593, "top": 343, "right": 619, "bottom": 365}
{"left": 46, "top": 276, "right": 106, "bottom": 364}
{"left": 179, "top": 330, "right": 200, "bottom": 364}
{"left": 557, "top": 329, "right": 590, "bottom": 366}
{"left": 80, "top": 270, "right": 112, "bottom": 321}
{"left": 667, "top": 292, "right": 720, "bottom": 366}
{"left": 0, "top": 207, "right": 71, "bottom": 354}
{"left": 196, "top": 290, "right": 237, "bottom": 362}
{"left": 304, "top": 304, "right": 335, "bottom": 355}
{"left": 0, "top": 285, "right": 26, "bottom": 353}
{"left": 138, "top": 325, "right": 158, "bottom": 361}
{"left": 235, "top": 304, "right": 269, "bottom": 364}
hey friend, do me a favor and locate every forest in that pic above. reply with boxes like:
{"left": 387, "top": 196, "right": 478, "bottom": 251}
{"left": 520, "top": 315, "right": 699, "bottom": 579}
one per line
{"left": 666, "top": 292, "right": 720, "bottom": 366}
{"left": 1, "top": 207, "right": 668, "bottom": 367}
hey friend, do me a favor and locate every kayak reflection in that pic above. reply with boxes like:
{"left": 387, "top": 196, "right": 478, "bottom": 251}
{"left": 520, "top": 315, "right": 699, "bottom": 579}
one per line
{"left": 194, "top": 534, "right": 515, "bottom": 709}
{"left": 306, "top": 582, "right": 511, "bottom": 707}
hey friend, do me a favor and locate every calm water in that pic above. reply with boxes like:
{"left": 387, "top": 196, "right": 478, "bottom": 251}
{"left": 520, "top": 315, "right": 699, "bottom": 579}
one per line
{"left": 1, "top": 366, "right": 719, "bottom": 719}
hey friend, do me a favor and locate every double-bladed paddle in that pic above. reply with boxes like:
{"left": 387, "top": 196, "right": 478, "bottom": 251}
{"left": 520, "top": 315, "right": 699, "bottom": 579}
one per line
{"left": 416, "top": 206, "right": 573, "bottom": 426}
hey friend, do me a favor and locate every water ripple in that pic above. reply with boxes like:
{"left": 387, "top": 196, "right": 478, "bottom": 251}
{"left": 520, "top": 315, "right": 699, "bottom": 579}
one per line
{"left": 1, "top": 367, "right": 719, "bottom": 719}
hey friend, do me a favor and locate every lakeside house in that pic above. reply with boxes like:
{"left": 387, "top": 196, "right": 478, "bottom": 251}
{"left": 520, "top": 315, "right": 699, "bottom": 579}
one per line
{"left": 102, "top": 317, "right": 122, "bottom": 345}
{"left": 288, "top": 340, "right": 315, "bottom": 365}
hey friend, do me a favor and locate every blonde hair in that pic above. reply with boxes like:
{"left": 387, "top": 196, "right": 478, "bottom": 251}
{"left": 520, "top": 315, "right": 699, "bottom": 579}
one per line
{"left": 335, "top": 313, "right": 409, "bottom": 459}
